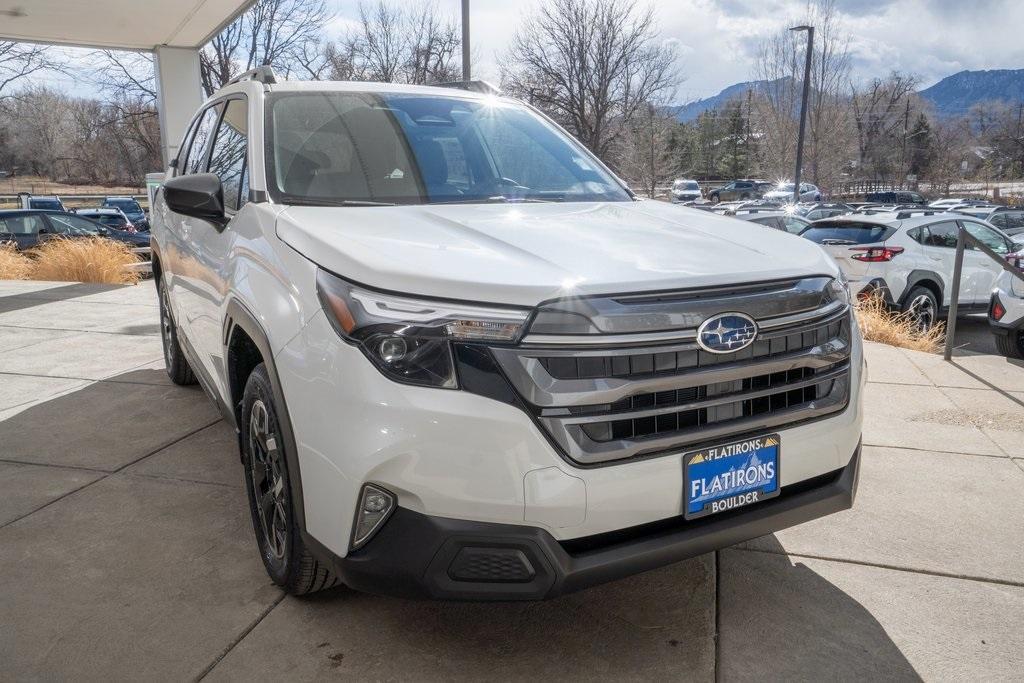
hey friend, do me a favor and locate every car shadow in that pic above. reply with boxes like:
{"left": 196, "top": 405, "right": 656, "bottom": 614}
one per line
{"left": 0, "top": 282, "right": 125, "bottom": 314}
{"left": 719, "top": 535, "right": 922, "bottom": 681}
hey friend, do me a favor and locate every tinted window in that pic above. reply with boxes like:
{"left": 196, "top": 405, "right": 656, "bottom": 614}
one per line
{"left": 46, "top": 214, "right": 102, "bottom": 235}
{"left": 93, "top": 214, "right": 128, "bottom": 227}
{"left": 800, "top": 221, "right": 895, "bottom": 244}
{"left": 0, "top": 214, "right": 46, "bottom": 234}
{"left": 30, "top": 199, "right": 62, "bottom": 210}
{"left": 208, "top": 98, "right": 248, "bottom": 211}
{"left": 183, "top": 105, "right": 221, "bottom": 175}
{"left": 104, "top": 199, "right": 142, "bottom": 213}
{"left": 922, "top": 221, "right": 959, "bottom": 248}
{"left": 782, "top": 216, "right": 810, "bottom": 234}
{"left": 267, "top": 92, "right": 629, "bottom": 205}
{"left": 962, "top": 222, "right": 1008, "bottom": 254}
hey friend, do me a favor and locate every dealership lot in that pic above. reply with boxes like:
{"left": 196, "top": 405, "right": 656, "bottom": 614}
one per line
{"left": 1, "top": 281, "right": 1022, "bottom": 680}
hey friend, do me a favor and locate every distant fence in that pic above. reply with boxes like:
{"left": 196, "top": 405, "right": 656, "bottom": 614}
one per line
{"left": 0, "top": 193, "right": 149, "bottom": 209}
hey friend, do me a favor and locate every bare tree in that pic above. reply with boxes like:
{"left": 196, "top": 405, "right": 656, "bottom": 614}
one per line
{"left": 926, "top": 117, "right": 970, "bottom": 195}
{"left": 615, "top": 102, "right": 680, "bottom": 197}
{"left": 850, "top": 72, "right": 919, "bottom": 182}
{"left": 0, "top": 42, "right": 62, "bottom": 100}
{"left": 752, "top": 0, "right": 852, "bottom": 189}
{"left": 200, "top": 0, "right": 332, "bottom": 94}
{"left": 336, "top": 1, "right": 461, "bottom": 84}
{"left": 501, "top": 0, "right": 678, "bottom": 161}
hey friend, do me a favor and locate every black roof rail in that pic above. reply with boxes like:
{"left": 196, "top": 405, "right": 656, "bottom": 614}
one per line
{"left": 434, "top": 80, "right": 501, "bottom": 95}
{"left": 227, "top": 65, "right": 278, "bottom": 86}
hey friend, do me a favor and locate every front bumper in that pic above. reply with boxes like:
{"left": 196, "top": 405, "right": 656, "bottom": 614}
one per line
{"left": 317, "top": 442, "right": 860, "bottom": 600}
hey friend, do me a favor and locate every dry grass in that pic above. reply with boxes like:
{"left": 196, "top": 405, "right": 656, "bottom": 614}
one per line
{"left": 25, "top": 238, "right": 141, "bottom": 285}
{"left": 854, "top": 295, "right": 944, "bottom": 353}
{"left": 0, "top": 242, "right": 34, "bottom": 279}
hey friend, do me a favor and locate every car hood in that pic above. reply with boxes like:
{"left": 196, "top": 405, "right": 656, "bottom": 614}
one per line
{"left": 276, "top": 200, "right": 839, "bottom": 307}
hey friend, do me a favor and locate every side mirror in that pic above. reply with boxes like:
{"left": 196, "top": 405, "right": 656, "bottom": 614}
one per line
{"left": 163, "top": 173, "right": 227, "bottom": 226}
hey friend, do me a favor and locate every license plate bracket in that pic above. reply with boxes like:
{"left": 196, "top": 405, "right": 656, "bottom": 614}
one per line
{"left": 683, "top": 434, "right": 780, "bottom": 520}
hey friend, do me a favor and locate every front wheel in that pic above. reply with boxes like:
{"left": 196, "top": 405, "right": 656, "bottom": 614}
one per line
{"left": 994, "top": 330, "right": 1024, "bottom": 359}
{"left": 241, "top": 364, "right": 339, "bottom": 595}
{"left": 901, "top": 286, "right": 938, "bottom": 332}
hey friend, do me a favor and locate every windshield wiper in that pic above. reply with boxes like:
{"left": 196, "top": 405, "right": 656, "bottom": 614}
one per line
{"left": 283, "top": 197, "right": 397, "bottom": 207}
{"left": 821, "top": 238, "right": 858, "bottom": 245}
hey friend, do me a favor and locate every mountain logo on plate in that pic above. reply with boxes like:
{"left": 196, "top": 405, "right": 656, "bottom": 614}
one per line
{"left": 696, "top": 312, "right": 758, "bottom": 354}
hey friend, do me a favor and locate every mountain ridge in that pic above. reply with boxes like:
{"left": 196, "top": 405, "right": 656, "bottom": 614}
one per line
{"left": 675, "top": 68, "right": 1024, "bottom": 121}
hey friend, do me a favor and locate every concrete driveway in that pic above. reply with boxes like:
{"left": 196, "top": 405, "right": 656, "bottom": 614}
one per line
{"left": 1, "top": 280, "right": 1022, "bottom": 681}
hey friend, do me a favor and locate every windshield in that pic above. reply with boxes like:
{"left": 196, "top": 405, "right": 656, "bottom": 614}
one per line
{"left": 675, "top": 181, "right": 699, "bottom": 191}
{"left": 106, "top": 199, "right": 142, "bottom": 213}
{"left": 31, "top": 199, "right": 62, "bottom": 210}
{"left": 775, "top": 183, "right": 795, "bottom": 192}
{"left": 800, "top": 221, "right": 895, "bottom": 244}
{"left": 266, "top": 92, "right": 631, "bottom": 206}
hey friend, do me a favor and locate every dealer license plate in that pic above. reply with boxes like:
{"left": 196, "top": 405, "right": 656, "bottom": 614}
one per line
{"left": 683, "top": 434, "right": 780, "bottom": 520}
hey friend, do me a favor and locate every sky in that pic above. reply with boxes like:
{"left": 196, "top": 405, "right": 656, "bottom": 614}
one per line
{"left": 28, "top": 0, "right": 1024, "bottom": 104}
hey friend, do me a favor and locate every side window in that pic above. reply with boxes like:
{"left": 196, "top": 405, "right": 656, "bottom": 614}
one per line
{"left": 963, "top": 222, "right": 1009, "bottom": 255}
{"left": 906, "top": 227, "right": 924, "bottom": 244}
{"left": 183, "top": 105, "right": 222, "bottom": 175}
{"left": 990, "top": 213, "right": 1008, "bottom": 229}
{"left": 46, "top": 215, "right": 100, "bottom": 235}
{"left": 923, "top": 221, "right": 958, "bottom": 248}
{"left": 1005, "top": 211, "right": 1024, "bottom": 230}
{"left": 0, "top": 215, "right": 46, "bottom": 234}
{"left": 207, "top": 98, "right": 248, "bottom": 211}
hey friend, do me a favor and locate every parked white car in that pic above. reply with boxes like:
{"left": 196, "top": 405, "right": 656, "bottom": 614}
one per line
{"left": 800, "top": 210, "right": 1017, "bottom": 330}
{"left": 989, "top": 267, "right": 1024, "bottom": 358}
{"left": 763, "top": 182, "right": 822, "bottom": 203}
{"left": 151, "top": 69, "right": 864, "bottom": 600}
{"left": 670, "top": 178, "right": 703, "bottom": 203}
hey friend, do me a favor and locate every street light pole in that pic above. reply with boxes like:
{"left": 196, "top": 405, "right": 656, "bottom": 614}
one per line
{"left": 461, "top": 0, "right": 471, "bottom": 81}
{"left": 790, "top": 25, "right": 814, "bottom": 205}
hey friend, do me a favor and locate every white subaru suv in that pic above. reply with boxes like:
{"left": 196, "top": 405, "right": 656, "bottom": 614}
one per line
{"left": 151, "top": 69, "right": 863, "bottom": 600}
{"left": 800, "top": 210, "right": 1017, "bottom": 330}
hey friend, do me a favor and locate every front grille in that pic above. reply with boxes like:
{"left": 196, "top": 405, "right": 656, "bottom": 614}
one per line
{"left": 489, "top": 279, "right": 853, "bottom": 465}
{"left": 539, "top": 318, "right": 843, "bottom": 380}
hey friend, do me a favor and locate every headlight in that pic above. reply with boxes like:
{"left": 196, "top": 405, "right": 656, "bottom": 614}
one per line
{"left": 826, "top": 276, "right": 851, "bottom": 307}
{"left": 316, "top": 270, "right": 530, "bottom": 389}
{"left": 1010, "top": 274, "right": 1024, "bottom": 298}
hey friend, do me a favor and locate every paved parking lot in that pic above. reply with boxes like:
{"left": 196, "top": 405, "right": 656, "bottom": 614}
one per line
{"left": 2, "top": 280, "right": 1022, "bottom": 681}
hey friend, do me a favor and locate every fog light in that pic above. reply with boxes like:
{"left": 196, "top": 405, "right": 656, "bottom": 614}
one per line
{"left": 351, "top": 484, "right": 395, "bottom": 550}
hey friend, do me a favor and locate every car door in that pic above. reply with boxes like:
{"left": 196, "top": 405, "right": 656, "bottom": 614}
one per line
{"left": 186, "top": 96, "right": 250, "bottom": 393}
{"left": 918, "top": 221, "right": 971, "bottom": 306}
{"left": 960, "top": 220, "right": 1012, "bottom": 302}
{"left": 163, "top": 102, "right": 222, "bottom": 354}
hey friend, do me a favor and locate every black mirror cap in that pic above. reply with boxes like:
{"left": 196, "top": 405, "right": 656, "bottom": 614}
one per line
{"left": 163, "top": 173, "right": 227, "bottom": 226}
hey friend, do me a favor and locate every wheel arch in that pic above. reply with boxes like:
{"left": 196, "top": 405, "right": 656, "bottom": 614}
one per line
{"left": 898, "top": 270, "right": 944, "bottom": 307}
{"left": 224, "top": 298, "right": 308, "bottom": 532}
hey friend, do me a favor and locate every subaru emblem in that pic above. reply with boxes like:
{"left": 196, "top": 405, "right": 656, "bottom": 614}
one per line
{"left": 697, "top": 313, "right": 758, "bottom": 354}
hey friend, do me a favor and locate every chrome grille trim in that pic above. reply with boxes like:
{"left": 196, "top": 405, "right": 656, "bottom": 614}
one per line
{"left": 489, "top": 299, "right": 853, "bottom": 465}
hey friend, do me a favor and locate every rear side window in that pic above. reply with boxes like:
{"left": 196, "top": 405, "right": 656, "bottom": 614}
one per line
{"left": 182, "top": 105, "right": 221, "bottom": 175}
{"left": 208, "top": 98, "right": 249, "bottom": 211}
{"left": 800, "top": 221, "right": 895, "bottom": 244}
{"left": 922, "top": 221, "right": 958, "bottom": 248}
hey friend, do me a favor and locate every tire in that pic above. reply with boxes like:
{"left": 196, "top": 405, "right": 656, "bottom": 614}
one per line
{"left": 994, "top": 330, "right": 1024, "bottom": 359}
{"left": 900, "top": 286, "right": 939, "bottom": 332}
{"left": 158, "top": 278, "right": 197, "bottom": 386}
{"left": 709, "top": 193, "right": 719, "bottom": 203}
{"left": 740, "top": 193, "right": 751, "bottom": 200}
{"left": 241, "top": 364, "right": 339, "bottom": 595}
